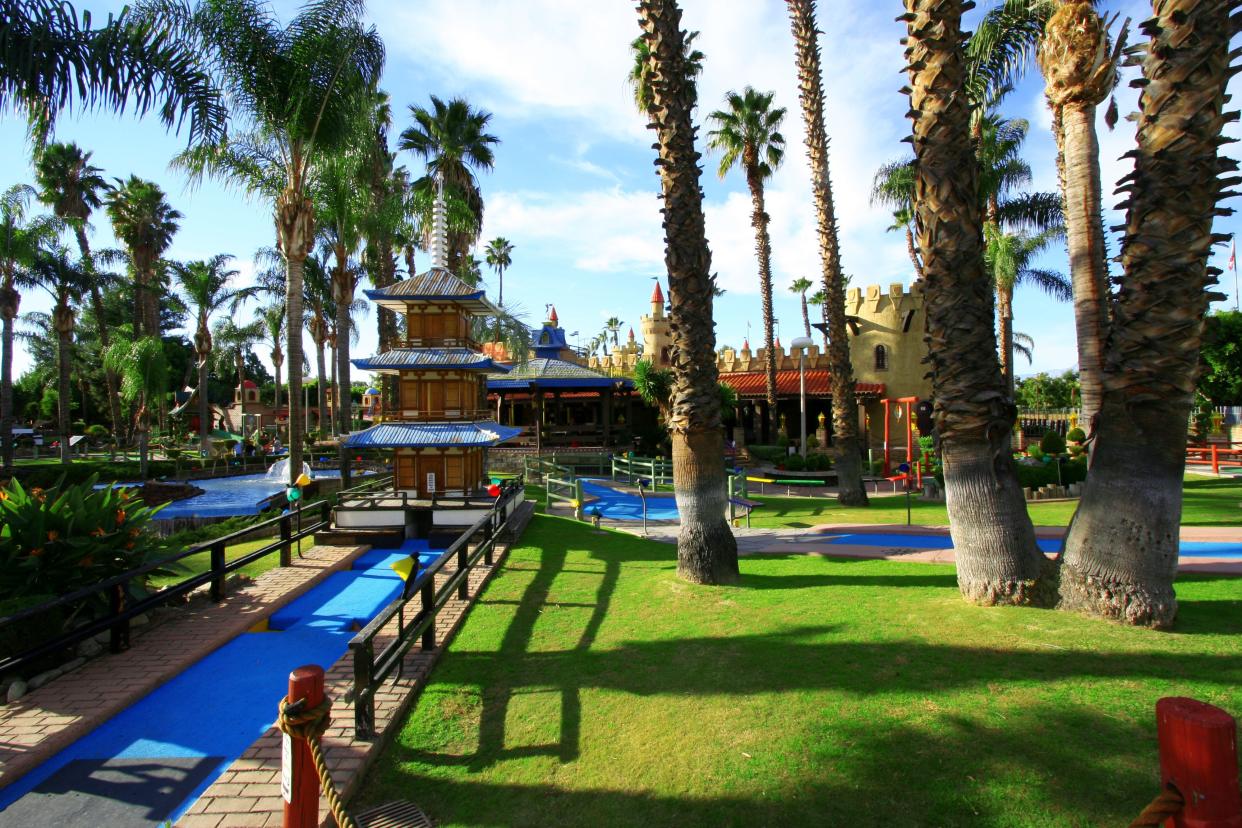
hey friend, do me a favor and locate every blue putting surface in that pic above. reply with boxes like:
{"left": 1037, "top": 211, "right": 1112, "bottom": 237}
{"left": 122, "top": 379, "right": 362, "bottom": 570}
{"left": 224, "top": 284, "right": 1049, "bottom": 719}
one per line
{"left": 822, "top": 532, "right": 1242, "bottom": 559}
{"left": 580, "top": 480, "right": 679, "bottom": 521}
{"left": 0, "top": 541, "right": 446, "bottom": 825}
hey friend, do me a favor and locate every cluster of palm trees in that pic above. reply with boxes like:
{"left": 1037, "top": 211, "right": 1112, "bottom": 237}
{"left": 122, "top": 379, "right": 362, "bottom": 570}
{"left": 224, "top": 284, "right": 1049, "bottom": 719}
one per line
{"left": 2, "top": 0, "right": 525, "bottom": 485}
{"left": 639, "top": 0, "right": 1235, "bottom": 628}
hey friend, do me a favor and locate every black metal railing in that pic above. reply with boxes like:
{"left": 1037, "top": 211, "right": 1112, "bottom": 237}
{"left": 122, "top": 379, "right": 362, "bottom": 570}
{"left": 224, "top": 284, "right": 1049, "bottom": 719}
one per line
{"left": 0, "top": 501, "right": 331, "bottom": 676}
{"left": 348, "top": 477, "right": 524, "bottom": 739}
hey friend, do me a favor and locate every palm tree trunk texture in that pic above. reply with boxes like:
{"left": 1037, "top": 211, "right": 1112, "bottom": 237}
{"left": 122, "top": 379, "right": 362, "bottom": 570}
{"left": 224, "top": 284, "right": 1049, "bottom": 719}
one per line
{"left": 334, "top": 270, "right": 353, "bottom": 489}
{"left": 747, "top": 169, "right": 779, "bottom": 438}
{"left": 197, "top": 355, "right": 210, "bottom": 459}
{"left": 315, "top": 337, "right": 328, "bottom": 436}
{"left": 235, "top": 350, "right": 246, "bottom": 434}
{"left": 905, "top": 223, "right": 924, "bottom": 280}
{"left": 998, "top": 285, "right": 1015, "bottom": 395}
{"left": 1059, "top": 0, "right": 1235, "bottom": 628}
{"left": 74, "top": 225, "right": 123, "bottom": 447}
{"left": 799, "top": 291, "right": 811, "bottom": 339}
{"left": 54, "top": 304, "right": 73, "bottom": 464}
{"left": 638, "top": 0, "right": 738, "bottom": 585}
{"left": 788, "top": 0, "right": 868, "bottom": 506}
{"left": 278, "top": 188, "right": 313, "bottom": 487}
{"left": 904, "top": 0, "right": 1051, "bottom": 605}
{"left": 1059, "top": 104, "right": 1110, "bottom": 429}
{"left": 0, "top": 289, "right": 18, "bottom": 471}
{"left": 138, "top": 398, "right": 149, "bottom": 479}
{"left": 329, "top": 340, "right": 338, "bottom": 436}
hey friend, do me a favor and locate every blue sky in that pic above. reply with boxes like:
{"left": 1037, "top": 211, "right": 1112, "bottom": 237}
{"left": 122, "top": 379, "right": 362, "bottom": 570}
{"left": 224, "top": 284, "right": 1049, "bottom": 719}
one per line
{"left": 4, "top": 0, "right": 1240, "bottom": 382}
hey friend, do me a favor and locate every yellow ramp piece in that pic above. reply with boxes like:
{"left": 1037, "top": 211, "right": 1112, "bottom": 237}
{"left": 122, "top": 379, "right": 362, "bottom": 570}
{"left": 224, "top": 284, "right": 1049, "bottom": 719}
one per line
{"left": 390, "top": 556, "right": 417, "bottom": 582}
{"left": 248, "top": 619, "right": 270, "bottom": 632}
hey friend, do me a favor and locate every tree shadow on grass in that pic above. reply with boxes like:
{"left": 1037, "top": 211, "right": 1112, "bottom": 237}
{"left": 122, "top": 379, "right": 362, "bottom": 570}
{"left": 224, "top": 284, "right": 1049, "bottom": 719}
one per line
{"left": 374, "top": 705, "right": 1161, "bottom": 827}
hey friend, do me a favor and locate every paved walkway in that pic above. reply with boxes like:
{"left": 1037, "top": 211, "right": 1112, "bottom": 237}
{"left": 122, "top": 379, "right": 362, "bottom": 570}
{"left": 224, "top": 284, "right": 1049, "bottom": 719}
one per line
{"left": 620, "top": 523, "right": 1242, "bottom": 575}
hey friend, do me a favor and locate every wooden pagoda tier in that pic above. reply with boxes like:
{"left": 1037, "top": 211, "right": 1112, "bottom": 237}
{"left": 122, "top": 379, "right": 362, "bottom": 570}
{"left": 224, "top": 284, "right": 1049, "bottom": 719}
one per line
{"left": 345, "top": 266, "right": 520, "bottom": 498}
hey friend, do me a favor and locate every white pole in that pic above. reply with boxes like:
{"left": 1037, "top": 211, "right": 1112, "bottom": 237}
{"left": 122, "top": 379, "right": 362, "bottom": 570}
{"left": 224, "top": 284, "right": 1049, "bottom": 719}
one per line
{"left": 799, "top": 350, "right": 807, "bottom": 459}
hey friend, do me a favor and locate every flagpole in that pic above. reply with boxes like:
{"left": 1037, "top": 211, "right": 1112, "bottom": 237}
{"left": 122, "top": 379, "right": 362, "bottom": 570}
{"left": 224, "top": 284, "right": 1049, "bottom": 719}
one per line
{"left": 1234, "top": 233, "right": 1240, "bottom": 311}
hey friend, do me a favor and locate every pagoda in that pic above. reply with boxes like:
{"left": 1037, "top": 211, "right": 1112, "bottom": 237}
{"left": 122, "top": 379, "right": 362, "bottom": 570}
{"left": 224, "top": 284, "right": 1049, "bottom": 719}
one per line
{"left": 344, "top": 180, "right": 520, "bottom": 499}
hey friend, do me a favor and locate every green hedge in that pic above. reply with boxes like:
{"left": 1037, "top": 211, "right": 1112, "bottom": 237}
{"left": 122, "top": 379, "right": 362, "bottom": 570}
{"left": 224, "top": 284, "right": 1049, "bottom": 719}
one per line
{"left": 12, "top": 460, "right": 180, "bottom": 489}
{"left": 1013, "top": 457, "right": 1087, "bottom": 490}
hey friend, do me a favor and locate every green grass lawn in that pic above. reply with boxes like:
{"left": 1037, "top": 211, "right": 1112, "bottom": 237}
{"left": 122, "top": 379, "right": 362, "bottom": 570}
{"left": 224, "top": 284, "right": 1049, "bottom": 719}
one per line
{"left": 148, "top": 534, "right": 312, "bottom": 588}
{"left": 357, "top": 515, "right": 1242, "bottom": 827}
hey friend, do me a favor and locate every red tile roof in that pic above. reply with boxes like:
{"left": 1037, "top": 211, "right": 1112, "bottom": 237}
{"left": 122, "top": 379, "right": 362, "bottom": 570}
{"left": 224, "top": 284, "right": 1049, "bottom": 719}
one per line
{"left": 651, "top": 281, "right": 664, "bottom": 303}
{"left": 721, "top": 369, "right": 885, "bottom": 399}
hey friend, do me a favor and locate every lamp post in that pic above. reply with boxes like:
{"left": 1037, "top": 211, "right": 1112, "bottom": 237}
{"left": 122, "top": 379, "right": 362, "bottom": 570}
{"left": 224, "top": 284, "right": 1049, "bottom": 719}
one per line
{"left": 790, "top": 337, "right": 814, "bottom": 459}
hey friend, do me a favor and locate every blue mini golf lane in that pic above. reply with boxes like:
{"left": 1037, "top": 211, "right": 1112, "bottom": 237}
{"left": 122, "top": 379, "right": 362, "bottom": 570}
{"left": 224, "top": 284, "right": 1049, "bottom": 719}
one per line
{"left": 580, "top": 480, "right": 679, "bottom": 521}
{"left": 823, "top": 532, "right": 1242, "bottom": 559}
{"left": 0, "top": 539, "right": 445, "bottom": 827}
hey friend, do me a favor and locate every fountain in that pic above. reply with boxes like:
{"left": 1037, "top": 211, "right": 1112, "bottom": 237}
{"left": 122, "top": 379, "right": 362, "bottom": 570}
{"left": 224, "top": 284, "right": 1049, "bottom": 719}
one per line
{"left": 265, "top": 458, "right": 314, "bottom": 482}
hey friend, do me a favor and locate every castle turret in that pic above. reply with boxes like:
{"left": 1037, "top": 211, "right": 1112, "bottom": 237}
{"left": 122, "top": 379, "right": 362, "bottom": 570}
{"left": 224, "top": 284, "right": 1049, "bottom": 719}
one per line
{"left": 640, "top": 280, "right": 672, "bottom": 366}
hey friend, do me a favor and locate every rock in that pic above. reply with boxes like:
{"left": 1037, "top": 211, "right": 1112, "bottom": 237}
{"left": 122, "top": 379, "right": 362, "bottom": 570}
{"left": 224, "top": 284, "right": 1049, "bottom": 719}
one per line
{"left": 6, "top": 679, "right": 27, "bottom": 703}
{"left": 131, "top": 613, "right": 150, "bottom": 628}
{"left": 136, "top": 481, "right": 206, "bottom": 508}
{"left": 60, "top": 657, "right": 86, "bottom": 675}
{"left": 28, "top": 668, "right": 59, "bottom": 690}
{"left": 77, "top": 638, "right": 103, "bottom": 658}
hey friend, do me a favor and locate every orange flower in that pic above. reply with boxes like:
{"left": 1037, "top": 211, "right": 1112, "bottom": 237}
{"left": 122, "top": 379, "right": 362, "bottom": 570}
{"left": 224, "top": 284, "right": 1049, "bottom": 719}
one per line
{"left": 116, "top": 509, "right": 126, "bottom": 526}
{"left": 46, "top": 530, "right": 59, "bottom": 542}
{"left": 128, "top": 528, "right": 141, "bottom": 539}
{"left": 91, "top": 527, "right": 106, "bottom": 538}
{"left": 29, "top": 547, "right": 43, "bottom": 558}
{"left": 0, "top": 490, "right": 9, "bottom": 501}
{"left": 124, "top": 541, "right": 135, "bottom": 550}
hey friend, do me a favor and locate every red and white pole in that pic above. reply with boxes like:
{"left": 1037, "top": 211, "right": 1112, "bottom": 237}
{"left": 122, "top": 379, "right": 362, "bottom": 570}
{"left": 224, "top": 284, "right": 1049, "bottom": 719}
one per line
{"left": 1156, "top": 697, "right": 1242, "bottom": 828}
{"left": 283, "top": 665, "right": 324, "bottom": 828}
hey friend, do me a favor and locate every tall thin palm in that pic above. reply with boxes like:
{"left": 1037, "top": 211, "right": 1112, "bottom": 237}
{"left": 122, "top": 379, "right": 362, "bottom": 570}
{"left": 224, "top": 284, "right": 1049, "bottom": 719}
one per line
{"left": 986, "top": 226, "right": 1070, "bottom": 391}
{"left": 258, "top": 303, "right": 286, "bottom": 413}
{"left": 399, "top": 96, "right": 498, "bottom": 273}
{"left": 212, "top": 317, "right": 264, "bottom": 435}
{"left": 637, "top": 0, "right": 738, "bottom": 585}
{"left": 173, "top": 254, "right": 252, "bottom": 456}
{"left": 870, "top": 160, "right": 923, "bottom": 280}
{"left": 167, "top": 0, "right": 384, "bottom": 486}
{"left": 706, "top": 86, "right": 786, "bottom": 439}
{"left": 105, "top": 176, "right": 181, "bottom": 337}
{"left": 104, "top": 334, "right": 169, "bottom": 479}
{"left": 806, "top": 289, "right": 828, "bottom": 349}
{"left": 484, "top": 237, "right": 514, "bottom": 309}
{"left": 30, "top": 246, "right": 88, "bottom": 464}
{"left": 628, "top": 29, "right": 704, "bottom": 114}
{"left": 0, "top": 186, "right": 61, "bottom": 471}
{"left": 789, "top": 278, "right": 813, "bottom": 339}
{"left": 33, "top": 142, "right": 127, "bottom": 445}
{"left": 605, "top": 316, "right": 624, "bottom": 348}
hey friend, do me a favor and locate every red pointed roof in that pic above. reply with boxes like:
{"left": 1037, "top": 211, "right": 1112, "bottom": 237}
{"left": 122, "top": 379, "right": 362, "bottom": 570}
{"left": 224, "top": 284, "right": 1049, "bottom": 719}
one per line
{"left": 651, "top": 281, "right": 664, "bottom": 303}
{"left": 241, "top": 379, "right": 258, "bottom": 389}
{"left": 742, "top": 338, "right": 750, "bottom": 350}
{"left": 775, "top": 338, "right": 782, "bottom": 350}
{"left": 628, "top": 327, "right": 635, "bottom": 340}
{"left": 548, "top": 305, "right": 559, "bottom": 325}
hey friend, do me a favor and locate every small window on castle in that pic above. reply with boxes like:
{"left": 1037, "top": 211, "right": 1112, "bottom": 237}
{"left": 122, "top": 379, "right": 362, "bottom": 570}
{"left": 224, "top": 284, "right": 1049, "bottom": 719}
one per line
{"left": 874, "top": 344, "right": 889, "bottom": 371}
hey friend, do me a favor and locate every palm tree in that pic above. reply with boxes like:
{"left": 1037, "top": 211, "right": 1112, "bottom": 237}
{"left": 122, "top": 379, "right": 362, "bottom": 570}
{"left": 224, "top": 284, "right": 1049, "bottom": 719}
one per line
{"left": 105, "top": 176, "right": 181, "bottom": 337}
{"left": 360, "top": 96, "right": 411, "bottom": 355}
{"left": 786, "top": 0, "right": 870, "bottom": 507}
{"left": 605, "top": 316, "right": 624, "bottom": 347}
{"left": 258, "top": 303, "right": 286, "bottom": 412}
{"left": 302, "top": 249, "right": 335, "bottom": 435}
{"left": 806, "top": 289, "right": 828, "bottom": 349}
{"left": 1058, "top": 0, "right": 1234, "bottom": 628}
{"left": 902, "top": 0, "right": 1052, "bottom": 606}
{"left": 628, "top": 28, "right": 704, "bottom": 114}
{"left": 0, "top": 185, "right": 61, "bottom": 471}
{"left": 706, "top": 87, "right": 786, "bottom": 441}
{"left": 788, "top": 277, "right": 813, "bottom": 339}
{"left": 1012, "top": 331, "right": 1035, "bottom": 366}
{"left": 637, "top": 0, "right": 738, "bottom": 585}
{"left": 2, "top": 0, "right": 223, "bottom": 146}
{"left": 399, "top": 96, "right": 498, "bottom": 273}
{"left": 1039, "top": 0, "right": 1125, "bottom": 431}
{"left": 30, "top": 247, "right": 88, "bottom": 464}
{"left": 33, "top": 142, "right": 127, "bottom": 445}
{"left": 212, "top": 317, "right": 264, "bottom": 436}
{"left": 484, "top": 237, "right": 514, "bottom": 308}
{"left": 870, "top": 160, "right": 923, "bottom": 280}
{"left": 173, "top": 254, "right": 252, "bottom": 457}
{"left": 986, "top": 226, "right": 1070, "bottom": 391}
{"left": 104, "top": 334, "right": 169, "bottom": 479}
{"left": 169, "top": 0, "right": 384, "bottom": 486}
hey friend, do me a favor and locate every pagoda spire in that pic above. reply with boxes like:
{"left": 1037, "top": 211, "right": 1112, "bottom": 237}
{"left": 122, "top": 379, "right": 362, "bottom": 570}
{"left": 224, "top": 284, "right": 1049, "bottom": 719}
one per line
{"left": 431, "top": 171, "right": 449, "bottom": 269}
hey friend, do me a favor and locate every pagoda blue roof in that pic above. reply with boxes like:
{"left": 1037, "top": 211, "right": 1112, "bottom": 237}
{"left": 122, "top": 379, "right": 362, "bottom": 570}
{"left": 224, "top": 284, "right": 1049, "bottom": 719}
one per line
{"left": 363, "top": 267, "right": 499, "bottom": 315}
{"left": 488, "top": 358, "right": 634, "bottom": 391}
{"left": 352, "top": 348, "right": 510, "bottom": 374}
{"left": 343, "top": 421, "right": 522, "bottom": 449}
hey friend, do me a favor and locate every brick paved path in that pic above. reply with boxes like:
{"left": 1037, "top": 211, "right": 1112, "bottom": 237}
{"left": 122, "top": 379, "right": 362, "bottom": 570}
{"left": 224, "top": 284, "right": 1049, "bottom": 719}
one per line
{"left": 0, "top": 543, "right": 366, "bottom": 791}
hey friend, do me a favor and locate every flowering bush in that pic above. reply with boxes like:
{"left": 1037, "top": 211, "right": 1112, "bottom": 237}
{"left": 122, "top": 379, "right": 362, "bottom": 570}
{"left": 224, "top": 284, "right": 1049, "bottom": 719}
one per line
{"left": 0, "top": 475, "right": 171, "bottom": 599}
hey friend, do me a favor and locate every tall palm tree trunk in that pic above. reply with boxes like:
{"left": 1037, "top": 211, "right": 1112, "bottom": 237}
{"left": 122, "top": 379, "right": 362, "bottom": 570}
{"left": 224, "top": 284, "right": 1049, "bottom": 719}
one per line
{"left": 73, "top": 225, "right": 123, "bottom": 447}
{"left": 329, "top": 338, "right": 338, "bottom": 436}
{"left": 0, "top": 286, "right": 18, "bottom": 471}
{"left": 747, "top": 170, "right": 779, "bottom": 440}
{"left": 196, "top": 355, "right": 209, "bottom": 458}
{"left": 905, "top": 223, "right": 923, "bottom": 280}
{"left": 1058, "top": 0, "right": 1234, "bottom": 628}
{"left": 1039, "top": 1, "right": 1117, "bottom": 432}
{"left": 799, "top": 291, "right": 811, "bottom": 338}
{"left": 998, "top": 284, "right": 1015, "bottom": 394}
{"left": 334, "top": 267, "right": 353, "bottom": 488}
{"left": 904, "top": 0, "right": 1051, "bottom": 605}
{"left": 53, "top": 303, "right": 74, "bottom": 464}
{"left": 314, "top": 336, "right": 328, "bottom": 436}
{"left": 278, "top": 187, "right": 312, "bottom": 486}
{"left": 638, "top": 0, "right": 738, "bottom": 584}
{"left": 788, "top": 0, "right": 868, "bottom": 506}
{"left": 235, "top": 350, "right": 246, "bottom": 436}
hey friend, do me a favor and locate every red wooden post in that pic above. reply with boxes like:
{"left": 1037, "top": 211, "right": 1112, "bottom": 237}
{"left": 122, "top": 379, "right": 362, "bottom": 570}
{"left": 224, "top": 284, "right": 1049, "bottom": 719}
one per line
{"left": 283, "top": 665, "right": 324, "bottom": 828}
{"left": 1156, "top": 697, "right": 1242, "bottom": 828}
{"left": 1211, "top": 445, "right": 1220, "bottom": 476}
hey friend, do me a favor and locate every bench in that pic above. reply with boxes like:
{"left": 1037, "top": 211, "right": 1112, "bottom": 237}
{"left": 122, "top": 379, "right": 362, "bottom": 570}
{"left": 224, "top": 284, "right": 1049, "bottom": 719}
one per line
{"left": 729, "top": 496, "right": 763, "bottom": 528}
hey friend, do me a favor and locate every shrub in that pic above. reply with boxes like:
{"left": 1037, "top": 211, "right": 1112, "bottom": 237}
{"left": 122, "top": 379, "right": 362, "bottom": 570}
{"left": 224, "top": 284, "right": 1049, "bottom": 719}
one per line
{"left": 13, "top": 460, "right": 179, "bottom": 489}
{"left": 0, "top": 594, "right": 61, "bottom": 663}
{"left": 1013, "top": 456, "right": 1087, "bottom": 489}
{"left": 1040, "top": 431, "right": 1066, "bottom": 455}
{"left": 84, "top": 424, "right": 110, "bottom": 443}
{"left": 806, "top": 435, "right": 818, "bottom": 449}
{"left": 0, "top": 475, "right": 172, "bottom": 600}
{"left": 1066, "top": 427, "right": 1086, "bottom": 444}
{"left": 1026, "top": 446, "right": 1046, "bottom": 461}
{"left": 869, "top": 458, "right": 885, "bottom": 476}
{"left": 776, "top": 433, "right": 790, "bottom": 449}
{"left": 747, "top": 445, "right": 786, "bottom": 464}
{"left": 785, "top": 454, "right": 806, "bottom": 471}
{"left": 71, "top": 419, "right": 86, "bottom": 434}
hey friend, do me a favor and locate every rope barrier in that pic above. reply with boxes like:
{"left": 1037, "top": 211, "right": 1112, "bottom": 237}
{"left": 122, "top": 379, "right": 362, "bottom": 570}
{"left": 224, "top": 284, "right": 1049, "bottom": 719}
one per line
{"left": 277, "top": 696, "right": 358, "bottom": 828}
{"left": 1129, "top": 784, "right": 1184, "bottom": 827}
